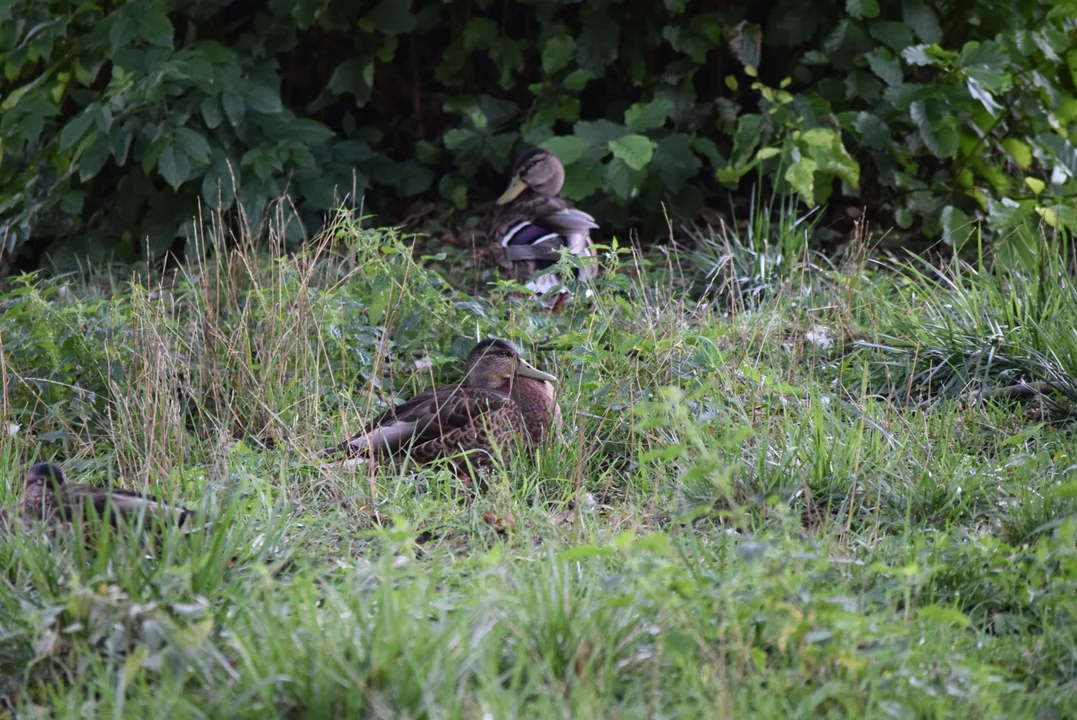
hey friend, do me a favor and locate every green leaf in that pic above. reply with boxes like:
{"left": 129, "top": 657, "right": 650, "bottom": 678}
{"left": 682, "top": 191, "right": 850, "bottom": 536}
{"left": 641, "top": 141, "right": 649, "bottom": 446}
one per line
{"left": 940, "top": 205, "right": 975, "bottom": 248}
{"left": 78, "top": 132, "right": 111, "bottom": 181}
{"left": 575, "top": 119, "right": 625, "bottom": 146}
{"left": 866, "top": 48, "right": 903, "bottom": 86}
{"left": 328, "top": 59, "right": 374, "bottom": 104}
{"left": 561, "top": 157, "right": 605, "bottom": 200}
{"left": 539, "top": 136, "right": 591, "bottom": 166}
{"left": 202, "top": 151, "right": 239, "bottom": 209}
{"left": 653, "top": 134, "right": 702, "bottom": 190}
{"left": 364, "top": 0, "right": 414, "bottom": 33}
{"left": 608, "top": 134, "right": 655, "bottom": 171}
{"left": 558, "top": 544, "right": 615, "bottom": 561}
{"left": 174, "top": 127, "right": 211, "bottom": 165}
{"left": 221, "top": 92, "right": 245, "bottom": 126}
{"left": 130, "top": 4, "right": 174, "bottom": 49}
{"left": 869, "top": 22, "right": 914, "bottom": 52}
{"left": 785, "top": 157, "right": 818, "bottom": 202}
{"left": 799, "top": 128, "right": 860, "bottom": 188}
{"left": 903, "top": 1, "right": 942, "bottom": 44}
{"left": 846, "top": 0, "right": 879, "bottom": 18}
{"left": 562, "top": 70, "right": 594, "bottom": 91}
{"left": 158, "top": 145, "right": 191, "bottom": 190}
{"left": 542, "top": 36, "right": 576, "bottom": 74}
{"left": 605, "top": 157, "right": 646, "bottom": 199}
{"left": 1038, "top": 133, "right": 1077, "bottom": 178}
{"left": 917, "top": 605, "right": 971, "bottom": 628}
{"left": 59, "top": 110, "right": 94, "bottom": 151}
{"left": 201, "top": 97, "right": 223, "bottom": 129}
{"left": 731, "top": 114, "right": 765, "bottom": 167}
{"left": 245, "top": 83, "right": 283, "bottom": 114}
{"left": 463, "top": 18, "right": 497, "bottom": 51}
{"left": 625, "top": 98, "right": 673, "bottom": 133}
{"left": 853, "top": 112, "right": 889, "bottom": 149}
{"left": 911, "top": 100, "right": 958, "bottom": 158}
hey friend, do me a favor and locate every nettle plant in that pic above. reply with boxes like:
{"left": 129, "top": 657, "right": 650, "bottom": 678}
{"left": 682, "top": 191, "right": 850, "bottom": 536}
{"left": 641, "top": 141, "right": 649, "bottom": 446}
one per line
{"left": 0, "top": 0, "right": 1073, "bottom": 270}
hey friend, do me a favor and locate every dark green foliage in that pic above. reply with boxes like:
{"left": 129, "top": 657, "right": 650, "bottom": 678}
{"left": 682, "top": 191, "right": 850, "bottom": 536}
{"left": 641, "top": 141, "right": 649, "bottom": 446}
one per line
{"left": 1, "top": 0, "right": 1075, "bottom": 269}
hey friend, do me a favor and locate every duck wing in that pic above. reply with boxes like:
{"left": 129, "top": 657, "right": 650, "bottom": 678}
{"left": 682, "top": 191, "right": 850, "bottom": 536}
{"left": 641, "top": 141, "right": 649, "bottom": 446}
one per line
{"left": 60, "top": 484, "right": 194, "bottom": 526}
{"left": 341, "top": 385, "right": 516, "bottom": 457}
{"left": 495, "top": 197, "right": 598, "bottom": 263}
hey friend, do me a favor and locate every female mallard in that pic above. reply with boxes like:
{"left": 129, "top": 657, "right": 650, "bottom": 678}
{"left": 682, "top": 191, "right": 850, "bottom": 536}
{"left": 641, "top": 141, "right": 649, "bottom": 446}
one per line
{"left": 491, "top": 148, "right": 599, "bottom": 305}
{"left": 19, "top": 462, "right": 194, "bottom": 530}
{"left": 338, "top": 338, "right": 559, "bottom": 470}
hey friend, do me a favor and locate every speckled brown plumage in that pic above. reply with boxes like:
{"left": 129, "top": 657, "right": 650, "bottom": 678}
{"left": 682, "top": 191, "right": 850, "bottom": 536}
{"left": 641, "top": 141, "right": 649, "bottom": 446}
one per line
{"left": 15, "top": 462, "right": 194, "bottom": 532}
{"left": 338, "top": 339, "right": 559, "bottom": 471}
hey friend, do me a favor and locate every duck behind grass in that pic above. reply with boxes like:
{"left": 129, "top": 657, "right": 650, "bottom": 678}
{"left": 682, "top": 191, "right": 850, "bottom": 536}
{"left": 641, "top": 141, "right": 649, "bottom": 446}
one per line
{"left": 335, "top": 338, "right": 560, "bottom": 472}
{"left": 15, "top": 462, "right": 196, "bottom": 533}
{"left": 490, "top": 148, "right": 599, "bottom": 307}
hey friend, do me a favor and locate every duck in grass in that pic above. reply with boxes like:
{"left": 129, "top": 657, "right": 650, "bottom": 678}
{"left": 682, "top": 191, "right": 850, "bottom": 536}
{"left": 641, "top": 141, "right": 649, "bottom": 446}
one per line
{"left": 15, "top": 462, "right": 195, "bottom": 532}
{"left": 336, "top": 339, "right": 560, "bottom": 471}
{"left": 490, "top": 148, "right": 599, "bottom": 308}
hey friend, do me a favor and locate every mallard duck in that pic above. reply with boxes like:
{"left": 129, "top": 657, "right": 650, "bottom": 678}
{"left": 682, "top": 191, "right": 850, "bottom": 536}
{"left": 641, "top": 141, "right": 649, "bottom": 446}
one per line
{"left": 338, "top": 338, "right": 559, "bottom": 470}
{"left": 490, "top": 148, "right": 599, "bottom": 305}
{"left": 19, "top": 462, "right": 194, "bottom": 530}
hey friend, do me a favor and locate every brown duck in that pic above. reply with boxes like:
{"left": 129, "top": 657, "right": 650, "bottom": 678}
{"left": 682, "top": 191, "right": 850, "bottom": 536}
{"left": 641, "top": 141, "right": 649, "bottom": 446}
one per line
{"left": 17, "top": 462, "right": 195, "bottom": 530}
{"left": 490, "top": 148, "right": 599, "bottom": 305}
{"left": 338, "top": 338, "right": 559, "bottom": 470}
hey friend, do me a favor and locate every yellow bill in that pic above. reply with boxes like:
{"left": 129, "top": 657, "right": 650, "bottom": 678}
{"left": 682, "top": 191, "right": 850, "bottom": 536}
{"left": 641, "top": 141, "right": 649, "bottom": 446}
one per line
{"left": 497, "top": 175, "right": 529, "bottom": 205}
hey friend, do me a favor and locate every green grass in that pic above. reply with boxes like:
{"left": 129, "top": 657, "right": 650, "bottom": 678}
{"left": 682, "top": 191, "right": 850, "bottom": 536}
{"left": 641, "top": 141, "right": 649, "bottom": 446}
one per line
{"left": 1, "top": 211, "right": 1076, "bottom": 718}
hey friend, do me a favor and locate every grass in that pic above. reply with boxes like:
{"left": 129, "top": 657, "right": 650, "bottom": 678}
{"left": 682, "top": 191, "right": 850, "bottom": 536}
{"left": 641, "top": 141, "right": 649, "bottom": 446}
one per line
{"left": 1, "top": 208, "right": 1076, "bottom": 718}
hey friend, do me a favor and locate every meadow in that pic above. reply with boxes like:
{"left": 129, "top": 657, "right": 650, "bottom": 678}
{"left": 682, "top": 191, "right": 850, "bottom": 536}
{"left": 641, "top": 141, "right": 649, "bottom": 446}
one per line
{"left": 1, "top": 208, "right": 1075, "bottom": 718}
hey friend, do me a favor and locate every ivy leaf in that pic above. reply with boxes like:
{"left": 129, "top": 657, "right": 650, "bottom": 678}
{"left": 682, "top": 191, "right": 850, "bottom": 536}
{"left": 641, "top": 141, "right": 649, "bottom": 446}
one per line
{"left": 625, "top": 98, "right": 673, "bottom": 133}
{"left": 158, "top": 145, "right": 191, "bottom": 190}
{"left": 902, "top": 0, "right": 942, "bottom": 44}
{"left": 866, "top": 48, "right": 903, "bottom": 86}
{"left": 542, "top": 36, "right": 576, "bottom": 74}
{"left": 539, "top": 135, "right": 591, "bottom": 166}
{"left": 846, "top": 0, "right": 879, "bottom": 19}
{"left": 785, "top": 157, "right": 818, "bottom": 202}
{"left": 608, "top": 134, "right": 655, "bottom": 171}
{"left": 59, "top": 110, "right": 94, "bottom": 151}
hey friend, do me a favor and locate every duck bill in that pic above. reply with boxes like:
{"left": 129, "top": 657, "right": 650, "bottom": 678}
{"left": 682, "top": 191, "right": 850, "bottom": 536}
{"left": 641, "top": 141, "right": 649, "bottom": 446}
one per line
{"left": 497, "top": 176, "right": 529, "bottom": 205}
{"left": 514, "top": 358, "right": 557, "bottom": 383}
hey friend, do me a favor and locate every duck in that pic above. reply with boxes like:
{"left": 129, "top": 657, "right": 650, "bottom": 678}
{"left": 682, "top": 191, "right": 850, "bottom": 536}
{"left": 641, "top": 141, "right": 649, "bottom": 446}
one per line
{"left": 16, "top": 462, "right": 195, "bottom": 531}
{"left": 337, "top": 338, "right": 559, "bottom": 470}
{"left": 490, "top": 148, "right": 599, "bottom": 307}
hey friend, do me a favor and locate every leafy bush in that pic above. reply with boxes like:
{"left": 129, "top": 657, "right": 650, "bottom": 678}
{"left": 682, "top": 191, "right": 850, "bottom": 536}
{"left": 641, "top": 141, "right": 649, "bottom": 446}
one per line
{"left": 1, "top": 0, "right": 1074, "bottom": 270}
